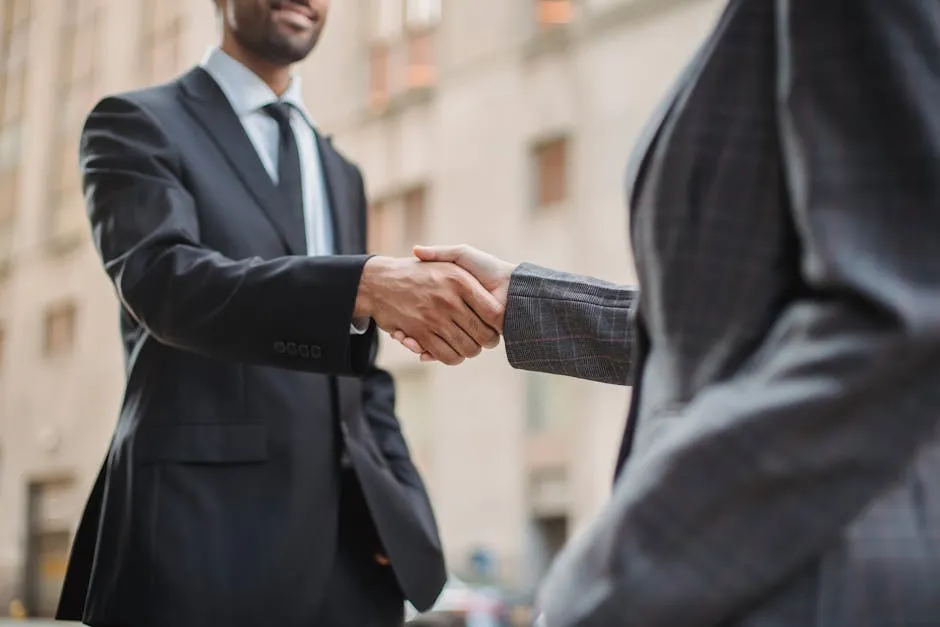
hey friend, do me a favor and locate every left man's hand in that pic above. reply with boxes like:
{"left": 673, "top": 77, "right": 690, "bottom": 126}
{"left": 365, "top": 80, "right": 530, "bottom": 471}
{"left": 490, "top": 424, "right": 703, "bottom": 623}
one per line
{"left": 355, "top": 255, "right": 504, "bottom": 365}
{"left": 391, "top": 244, "right": 517, "bottom": 361}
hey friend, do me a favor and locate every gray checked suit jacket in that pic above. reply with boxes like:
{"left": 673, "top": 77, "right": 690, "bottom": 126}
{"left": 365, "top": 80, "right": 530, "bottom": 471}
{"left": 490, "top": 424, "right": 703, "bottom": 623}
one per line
{"left": 503, "top": 1, "right": 940, "bottom": 626}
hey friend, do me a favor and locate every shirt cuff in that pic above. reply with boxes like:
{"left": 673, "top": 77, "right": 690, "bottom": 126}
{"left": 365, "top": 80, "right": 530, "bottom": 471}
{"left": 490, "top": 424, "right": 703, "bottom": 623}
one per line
{"left": 350, "top": 317, "right": 370, "bottom": 335}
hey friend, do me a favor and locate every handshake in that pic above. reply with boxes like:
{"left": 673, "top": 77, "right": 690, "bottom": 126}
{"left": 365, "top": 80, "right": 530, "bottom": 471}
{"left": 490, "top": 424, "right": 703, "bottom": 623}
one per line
{"left": 354, "top": 245, "right": 516, "bottom": 365}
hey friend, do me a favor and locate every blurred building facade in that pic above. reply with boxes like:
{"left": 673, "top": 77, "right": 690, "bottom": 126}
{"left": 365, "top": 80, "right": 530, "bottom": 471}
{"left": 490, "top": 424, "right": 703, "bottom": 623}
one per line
{"left": 0, "top": 0, "right": 722, "bottom": 616}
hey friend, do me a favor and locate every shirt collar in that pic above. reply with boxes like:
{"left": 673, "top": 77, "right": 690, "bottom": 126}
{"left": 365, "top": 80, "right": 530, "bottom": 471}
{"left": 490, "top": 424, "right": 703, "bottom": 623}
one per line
{"left": 199, "top": 47, "right": 317, "bottom": 129}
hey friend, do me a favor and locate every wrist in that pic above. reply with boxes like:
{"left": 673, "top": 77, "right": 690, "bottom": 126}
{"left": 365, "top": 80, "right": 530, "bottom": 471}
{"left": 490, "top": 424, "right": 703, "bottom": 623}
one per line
{"left": 496, "top": 262, "right": 518, "bottom": 293}
{"left": 354, "top": 255, "right": 391, "bottom": 317}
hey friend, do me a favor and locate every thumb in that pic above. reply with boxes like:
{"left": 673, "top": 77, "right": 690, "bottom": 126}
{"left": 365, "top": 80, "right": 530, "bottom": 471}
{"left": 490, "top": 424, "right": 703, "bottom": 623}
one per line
{"left": 413, "top": 245, "right": 462, "bottom": 263}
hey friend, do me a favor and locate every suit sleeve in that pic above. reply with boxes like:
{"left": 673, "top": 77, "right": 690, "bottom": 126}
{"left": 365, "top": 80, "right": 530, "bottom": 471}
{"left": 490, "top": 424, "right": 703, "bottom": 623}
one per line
{"left": 538, "top": 2, "right": 940, "bottom": 626}
{"left": 361, "top": 336, "right": 425, "bottom": 488}
{"left": 83, "top": 95, "right": 375, "bottom": 374}
{"left": 503, "top": 263, "right": 638, "bottom": 386}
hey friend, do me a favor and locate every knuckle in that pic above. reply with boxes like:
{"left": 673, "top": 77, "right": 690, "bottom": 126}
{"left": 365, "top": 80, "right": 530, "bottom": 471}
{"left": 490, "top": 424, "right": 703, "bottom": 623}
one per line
{"left": 445, "top": 271, "right": 465, "bottom": 290}
{"left": 460, "top": 334, "right": 481, "bottom": 356}
{"left": 462, "top": 313, "right": 480, "bottom": 331}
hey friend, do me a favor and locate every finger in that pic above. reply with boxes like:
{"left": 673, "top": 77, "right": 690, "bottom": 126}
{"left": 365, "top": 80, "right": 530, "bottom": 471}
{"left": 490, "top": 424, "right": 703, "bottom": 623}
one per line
{"left": 390, "top": 330, "right": 425, "bottom": 354}
{"left": 436, "top": 318, "right": 483, "bottom": 359}
{"left": 401, "top": 336, "right": 425, "bottom": 354}
{"left": 413, "top": 245, "right": 462, "bottom": 263}
{"left": 420, "top": 352, "right": 435, "bottom": 362}
{"left": 458, "top": 281, "right": 505, "bottom": 336}
{"left": 450, "top": 321, "right": 482, "bottom": 358}
{"left": 416, "top": 331, "right": 464, "bottom": 366}
{"left": 454, "top": 303, "right": 500, "bottom": 350}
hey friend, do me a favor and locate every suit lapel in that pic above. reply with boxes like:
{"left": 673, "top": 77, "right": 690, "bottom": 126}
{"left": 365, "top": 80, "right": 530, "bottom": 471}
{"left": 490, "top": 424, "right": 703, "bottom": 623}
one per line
{"left": 316, "top": 133, "right": 359, "bottom": 254}
{"left": 625, "top": 0, "right": 742, "bottom": 214}
{"left": 625, "top": 72, "right": 690, "bottom": 212}
{"left": 619, "top": 0, "right": 744, "bottom": 477}
{"left": 178, "top": 68, "right": 306, "bottom": 256}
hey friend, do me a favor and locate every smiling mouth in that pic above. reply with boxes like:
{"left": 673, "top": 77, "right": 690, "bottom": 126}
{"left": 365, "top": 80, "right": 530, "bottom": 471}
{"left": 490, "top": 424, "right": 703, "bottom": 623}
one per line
{"left": 271, "top": 1, "right": 317, "bottom": 23}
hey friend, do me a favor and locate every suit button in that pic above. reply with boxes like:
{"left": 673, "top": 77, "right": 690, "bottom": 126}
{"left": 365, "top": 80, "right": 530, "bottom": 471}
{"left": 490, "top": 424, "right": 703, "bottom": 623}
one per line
{"left": 298, "top": 344, "right": 310, "bottom": 357}
{"left": 286, "top": 342, "right": 298, "bottom": 355}
{"left": 273, "top": 341, "right": 286, "bottom": 354}
{"left": 310, "top": 345, "right": 322, "bottom": 359}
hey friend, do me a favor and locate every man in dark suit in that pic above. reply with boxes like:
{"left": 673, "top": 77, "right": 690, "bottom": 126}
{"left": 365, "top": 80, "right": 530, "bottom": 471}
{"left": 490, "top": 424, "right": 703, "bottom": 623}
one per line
{"left": 404, "top": 1, "right": 940, "bottom": 625}
{"left": 55, "top": 1, "right": 503, "bottom": 626}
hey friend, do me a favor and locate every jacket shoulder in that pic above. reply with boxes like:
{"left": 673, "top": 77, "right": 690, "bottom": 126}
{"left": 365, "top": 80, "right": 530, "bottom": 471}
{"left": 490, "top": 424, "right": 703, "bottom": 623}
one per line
{"left": 88, "top": 72, "right": 189, "bottom": 124}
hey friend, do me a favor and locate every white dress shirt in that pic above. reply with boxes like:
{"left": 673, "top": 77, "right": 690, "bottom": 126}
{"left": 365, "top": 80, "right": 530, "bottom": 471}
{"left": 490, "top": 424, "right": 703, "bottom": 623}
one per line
{"left": 200, "top": 48, "right": 367, "bottom": 334}
{"left": 200, "top": 47, "right": 332, "bottom": 256}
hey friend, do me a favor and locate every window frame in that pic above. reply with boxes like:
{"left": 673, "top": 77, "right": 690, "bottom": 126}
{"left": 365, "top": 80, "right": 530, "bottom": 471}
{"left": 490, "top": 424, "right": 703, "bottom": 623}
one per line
{"left": 530, "top": 135, "right": 570, "bottom": 210}
{"left": 535, "top": 0, "right": 575, "bottom": 29}
{"left": 368, "top": 0, "right": 442, "bottom": 109}
{"left": 42, "top": 300, "right": 78, "bottom": 357}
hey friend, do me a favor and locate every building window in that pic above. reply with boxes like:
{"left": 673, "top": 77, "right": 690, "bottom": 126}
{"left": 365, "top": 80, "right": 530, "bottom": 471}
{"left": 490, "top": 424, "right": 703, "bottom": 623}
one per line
{"left": 0, "top": 0, "right": 31, "bottom": 244}
{"left": 140, "top": 0, "right": 187, "bottom": 84}
{"left": 525, "top": 510, "right": 569, "bottom": 585}
{"left": 369, "top": 45, "right": 391, "bottom": 109}
{"left": 368, "top": 186, "right": 427, "bottom": 256}
{"left": 368, "top": 0, "right": 442, "bottom": 111}
{"left": 534, "top": 514, "right": 567, "bottom": 559}
{"left": 535, "top": 0, "right": 574, "bottom": 28}
{"left": 50, "top": 0, "right": 100, "bottom": 238}
{"left": 406, "top": 30, "right": 434, "bottom": 89}
{"left": 43, "top": 301, "right": 77, "bottom": 357}
{"left": 23, "top": 476, "right": 76, "bottom": 617}
{"left": 531, "top": 136, "right": 569, "bottom": 209}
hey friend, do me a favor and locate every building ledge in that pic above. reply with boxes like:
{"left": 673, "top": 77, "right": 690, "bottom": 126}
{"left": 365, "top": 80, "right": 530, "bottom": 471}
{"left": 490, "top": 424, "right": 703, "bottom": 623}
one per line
{"left": 366, "top": 85, "right": 436, "bottom": 122}
{"left": 522, "top": 23, "right": 575, "bottom": 61}
{"left": 586, "top": 0, "right": 715, "bottom": 35}
{"left": 523, "top": 0, "right": 715, "bottom": 61}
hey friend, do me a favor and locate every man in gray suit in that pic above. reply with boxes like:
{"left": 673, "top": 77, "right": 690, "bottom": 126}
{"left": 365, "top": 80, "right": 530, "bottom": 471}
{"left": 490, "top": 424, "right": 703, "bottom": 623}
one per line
{"left": 397, "top": 0, "right": 940, "bottom": 625}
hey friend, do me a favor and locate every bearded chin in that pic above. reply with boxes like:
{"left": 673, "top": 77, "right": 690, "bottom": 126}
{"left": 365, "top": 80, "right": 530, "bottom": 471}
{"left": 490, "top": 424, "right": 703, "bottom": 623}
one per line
{"left": 238, "top": 26, "right": 318, "bottom": 65}
{"left": 268, "top": 33, "right": 317, "bottom": 64}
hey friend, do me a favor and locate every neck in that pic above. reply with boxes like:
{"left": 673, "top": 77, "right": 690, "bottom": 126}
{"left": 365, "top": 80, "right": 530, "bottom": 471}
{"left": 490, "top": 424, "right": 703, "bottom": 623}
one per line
{"left": 220, "top": 36, "right": 292, "bottom": 96}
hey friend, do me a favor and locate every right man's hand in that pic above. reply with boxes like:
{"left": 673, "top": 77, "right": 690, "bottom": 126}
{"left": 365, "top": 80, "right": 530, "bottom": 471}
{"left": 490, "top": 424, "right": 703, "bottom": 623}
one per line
{"left": 354, "top": 256, "right": 503, "bottom": 365}
{"left": 392, "top": 245, "right": 518, "bottom": 361}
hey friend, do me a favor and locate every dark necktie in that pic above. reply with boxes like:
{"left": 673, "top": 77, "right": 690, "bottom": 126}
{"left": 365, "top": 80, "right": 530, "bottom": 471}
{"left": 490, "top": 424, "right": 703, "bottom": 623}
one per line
{"left": 263, "top": 102, "right": 307, "bottom": 251}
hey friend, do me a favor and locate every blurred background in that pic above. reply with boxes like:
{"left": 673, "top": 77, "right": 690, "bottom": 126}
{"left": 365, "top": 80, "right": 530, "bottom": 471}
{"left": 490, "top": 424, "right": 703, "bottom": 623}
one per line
{"left": 0, "top": 0, "right": 722, "bottom": 621}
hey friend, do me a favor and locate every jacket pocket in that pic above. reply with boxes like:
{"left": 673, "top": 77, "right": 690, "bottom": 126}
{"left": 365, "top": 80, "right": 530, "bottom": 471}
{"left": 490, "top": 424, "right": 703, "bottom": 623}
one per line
{"left": 134, "top": 423, "right": 268, "bottom": 464}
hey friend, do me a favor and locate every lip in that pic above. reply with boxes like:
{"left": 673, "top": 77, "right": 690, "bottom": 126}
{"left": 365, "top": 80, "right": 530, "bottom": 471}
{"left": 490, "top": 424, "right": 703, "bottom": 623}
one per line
{"left": 271, "top": 1, "right": 316, "bottom": 22}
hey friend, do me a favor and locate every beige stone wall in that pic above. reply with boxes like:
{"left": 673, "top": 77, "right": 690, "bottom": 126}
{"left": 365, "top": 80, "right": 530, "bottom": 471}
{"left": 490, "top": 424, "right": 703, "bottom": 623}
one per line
{"left": 0, "top": 0, "right": 723, "bottom": 613}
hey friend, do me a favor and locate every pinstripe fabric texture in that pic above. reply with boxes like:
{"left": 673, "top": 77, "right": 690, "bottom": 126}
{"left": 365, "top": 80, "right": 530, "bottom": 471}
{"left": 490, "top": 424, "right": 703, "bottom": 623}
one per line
{"left": 502, "top": 1, "right": 940, "bottom": 626}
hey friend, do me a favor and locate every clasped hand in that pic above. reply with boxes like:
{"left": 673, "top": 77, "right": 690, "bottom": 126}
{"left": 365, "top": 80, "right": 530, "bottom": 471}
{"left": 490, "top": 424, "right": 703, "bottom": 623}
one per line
{"left": 354, "top": 245, "right": 514, "bottom": 365}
